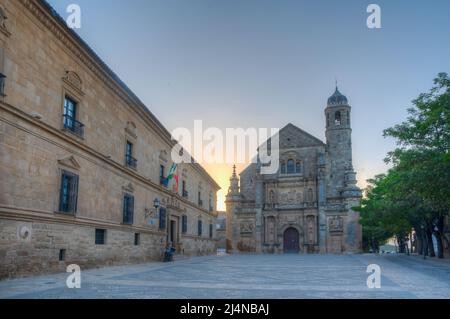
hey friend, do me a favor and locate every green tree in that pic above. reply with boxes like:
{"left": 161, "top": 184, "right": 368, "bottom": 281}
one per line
{"left": 357, "top": 73, "right": 450, "bottom": 257}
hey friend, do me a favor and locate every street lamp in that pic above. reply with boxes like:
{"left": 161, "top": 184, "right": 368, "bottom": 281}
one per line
{"left": 145, "top": 197, "right": 161, "bottom": 219}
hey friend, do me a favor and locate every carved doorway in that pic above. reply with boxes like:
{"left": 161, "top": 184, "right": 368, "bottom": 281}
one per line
{"left": 283, "top": 227, "right": 300, "bottom": 253}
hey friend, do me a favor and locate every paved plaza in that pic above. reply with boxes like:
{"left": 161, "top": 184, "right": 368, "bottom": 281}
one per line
{"left": 0, "top": 254, "right": 449, "bottom": 299}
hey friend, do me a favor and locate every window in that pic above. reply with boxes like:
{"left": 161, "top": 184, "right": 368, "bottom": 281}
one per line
{"left": 287, "top": 159, "right": 295, "bottom": 174}
{"left": 209, "top": 193, "right": 214, "bottom": 212}
{"left": 59, "top": 170, "right": 79, "bottom": 214}
{"left": 198, "top": 191, "right": 203, "bottom": 207}
{"left": 63, "top": 96, "right": 84, "bottom": 137}
{"left": 182, "top": 215, "right": 187, "bottom": 233}
{"left": 295, "top": 161, "right": 301, "bottom": 174}
{"left": 346, "top": 110, "right": 350, "bottom": 125}
{"left": 182, "top": 180, "right": 188, "bottom": 198}
{"left": 326, "top": 113, "right": 330, "bottom": 128}
{"left": 123, "top": 194, "right": 134, "bottom": 224}
{"left": 281, "top": 162, "right": 286, "bottom": 174}
{"left": 159, "top": 207, "right": 166, "bottom": 230}
{"left": 198, "top": 219, "right": 202, "bottom": 236}
{"left": 160, "top": 165, "right": 166, "bottom": 186}
{"left": 209, "top": 223, "right": 213, "bottom": 238}
{"left": 134, "top": 233, "right": 140, "bottom": 246}
{"left": 335, "top": 111, "right": 341, "bottom": 126}
{"left": 125, "top": 141, "right": 137, "bottom": 169}
{"left": 95, "top": 229, "right": 106, "bottom": 245}
{"left": 0, "top": 72, "right": 6, "bottom": 97}
{"left": 59, "top": 249, "right": 66, "bottom": 261}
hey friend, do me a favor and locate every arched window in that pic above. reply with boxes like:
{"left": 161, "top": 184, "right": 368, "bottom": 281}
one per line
{"left": 326, "top": 113, "right": 330, "bottom": 128}
{"left": 346, "top": 110, "right": 350, "bottom": 125}
{"left": 334, "top": 111, "right": 341, "bottom": 126}
{"left": 287, "top": 159, "right": 295, "bottom": 174}
{"left": 295, "top": 161, "right": 301, "bottom": 174}
{"left": 280, "top": 161, "right": 286, "bottom": 174}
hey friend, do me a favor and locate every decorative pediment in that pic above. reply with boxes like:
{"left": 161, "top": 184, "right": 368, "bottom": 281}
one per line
{"left": 57, "top": 155, "right": 81, "bottom": 170}
{"left": 0, "top": 7, "right": 11, "bottom": 37}
{"left": 125, "top": 121, "right": 137, "bottom": 138}
{"left": 159, "top": 150, "right": 168, "bottom": 163}
{"left": 181, "top": 168, "right": 188, "bottom": 178}
{"left": 62, "top": 71, "right": 84, "bottom": 95}
{"left": 122, "top": 182, "right": 135, "bottom": 193}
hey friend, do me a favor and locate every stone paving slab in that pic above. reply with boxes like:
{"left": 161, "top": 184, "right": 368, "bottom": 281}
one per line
{"left": 0, "top": 254, "right": 449, "bottom": 299}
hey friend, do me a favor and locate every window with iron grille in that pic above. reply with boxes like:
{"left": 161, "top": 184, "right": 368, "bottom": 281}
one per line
{"left": 182, "top": 215, "right": 187, "bottom": 233}
{"left": 95, "top": 229, "right": 106, "bottom": 245}
{"left": 125, "top": 141, "right": 137, "bottom": 169}
{"left": 123, "top": 194, "right": 134, "bottom": 224}
{"left": 159, "top": 165, "right": 166, "bottom": 186}
{"left": 0, "top": 73, "right": 6, "bottom": 97}
{"left": 159, "top": 207, "right": 166, "bottom": 230}
{"left": 198, "top": 219, "right": 202, "bottom": 236}
{"left": 59, "top": 170, "right": 79, "bottom": 214}
{"left": 63, "top": 96, "right": 84, "bottom": 137}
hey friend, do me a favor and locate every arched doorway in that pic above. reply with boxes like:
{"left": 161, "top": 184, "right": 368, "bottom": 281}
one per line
{"left": 283, "top": 227, "right": 300, "bottom": 253}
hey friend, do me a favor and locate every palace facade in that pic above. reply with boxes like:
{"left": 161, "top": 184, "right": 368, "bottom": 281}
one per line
{"left": 0, "top": 0, "right": 219, "bottom": 279}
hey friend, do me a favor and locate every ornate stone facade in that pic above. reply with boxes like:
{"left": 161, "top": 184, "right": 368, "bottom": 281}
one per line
{"left": 225, "top": 88, "right": 362, "bottom": 254}
{"left": 0, "top": 0, "right": 219, "bottom": 279}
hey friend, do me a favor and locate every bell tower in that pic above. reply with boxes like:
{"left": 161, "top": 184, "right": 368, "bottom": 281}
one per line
{"left": 325, "top": 86, "right": 360, "bottom": 199}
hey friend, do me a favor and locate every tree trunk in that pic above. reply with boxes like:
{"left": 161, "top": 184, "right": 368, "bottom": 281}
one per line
{"left": 426, "top": 229, "right": 435, "bottom": 257}
{"left": 433, "top": 216, "right": 445, "bottom": 259}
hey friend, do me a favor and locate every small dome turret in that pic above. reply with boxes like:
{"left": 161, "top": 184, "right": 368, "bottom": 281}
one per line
{"left": 327, "top": 87, "right": 348, "bottom": 106}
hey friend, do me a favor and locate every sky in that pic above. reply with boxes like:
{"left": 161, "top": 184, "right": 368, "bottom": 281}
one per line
{"left": 48, "top": 0, "right": 450, "bottom": 210}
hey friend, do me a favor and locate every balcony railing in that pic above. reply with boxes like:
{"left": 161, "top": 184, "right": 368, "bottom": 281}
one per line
{"left": 62, "top": 114, "right": 84, "bottom": 138}
{"left": 182, "top": 190, "right": 188, "bottom": 198}
{"left": 160, "top": 176, "right": 167, "bottom": 187}
{"left": 125, "top": 154, "right": 137, "bottom": 169}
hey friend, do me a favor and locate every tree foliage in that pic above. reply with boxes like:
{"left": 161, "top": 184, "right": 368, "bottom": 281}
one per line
{"left": 356, "top": 73, "right": 450, "bottom": 256}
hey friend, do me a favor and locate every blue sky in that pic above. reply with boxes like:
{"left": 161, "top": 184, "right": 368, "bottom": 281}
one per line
{"left": 48, "top": 0, "right": 450, "bottom": 208}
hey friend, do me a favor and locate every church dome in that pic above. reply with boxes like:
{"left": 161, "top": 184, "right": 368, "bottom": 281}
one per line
{"left": 327, "top": 87, "right": 348, "bottom": 106}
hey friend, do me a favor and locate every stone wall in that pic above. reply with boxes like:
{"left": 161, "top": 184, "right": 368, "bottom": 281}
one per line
{"left": 0, "top": 0, "right": 219, "bottom": 279}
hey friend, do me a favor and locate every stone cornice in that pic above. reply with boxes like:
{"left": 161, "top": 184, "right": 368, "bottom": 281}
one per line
{"left": 0, "top": 205, "right": 167, "bottom": 236}
{"left": 19, "top": 0, "right": 219, "bottom": 191}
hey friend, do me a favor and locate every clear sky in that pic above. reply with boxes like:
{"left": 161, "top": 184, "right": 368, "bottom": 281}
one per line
{"left": 48, "top": 0, "right": 450, "bottom": 210}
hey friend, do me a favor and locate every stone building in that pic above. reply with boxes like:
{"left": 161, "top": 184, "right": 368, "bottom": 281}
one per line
{"left": 0, "top": 0, "right": 219, "bottom": 279}
{"left": 215, "top": 211, "right": 227, "bottom": 250}
{"left": 225, "top": 89, "right": 362, "bottom": 254}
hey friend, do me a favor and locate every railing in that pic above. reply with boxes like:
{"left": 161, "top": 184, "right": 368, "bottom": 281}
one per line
{"left": 209, "top": 206, "right": 214, "bottom": 213}
{"left": 182, "top": 190, "right": 188, "bottom": 198}
{"left": 160, "top": 176, "right": 167, "bottom": 187}
{"left": 62, "top": 114, "right": 84, "bottom": 138}
{"left": 198, "top": 199, "right": 203, "bottom": 207}
{"left": 125, "top": 154, "right": 137, "bottom": 169}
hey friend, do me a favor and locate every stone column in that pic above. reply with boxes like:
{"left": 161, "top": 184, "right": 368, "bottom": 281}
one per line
{"left": 317, "top": 153, "right": 327, "bottom": 253}
{"left": 254, "top": 170, "right": 264, "bottom": 253}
